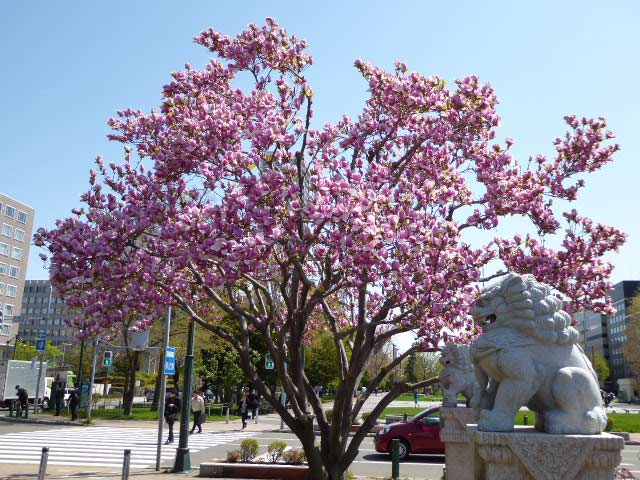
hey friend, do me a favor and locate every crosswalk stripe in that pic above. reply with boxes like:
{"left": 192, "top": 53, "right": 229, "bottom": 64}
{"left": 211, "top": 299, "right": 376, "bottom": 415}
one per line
{"left": 0, "top": 427, "right": 254, "bottom": 468}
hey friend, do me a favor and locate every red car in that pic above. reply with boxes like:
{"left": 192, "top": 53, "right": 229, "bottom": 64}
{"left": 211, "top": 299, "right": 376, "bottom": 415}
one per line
{"left": 374, "top": 405, "right": 444, "bottom": 460}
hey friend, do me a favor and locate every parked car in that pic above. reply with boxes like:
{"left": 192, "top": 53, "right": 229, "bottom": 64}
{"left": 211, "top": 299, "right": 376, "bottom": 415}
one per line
{"left": 374, "top": 405, "right": 444, "bottom": 460}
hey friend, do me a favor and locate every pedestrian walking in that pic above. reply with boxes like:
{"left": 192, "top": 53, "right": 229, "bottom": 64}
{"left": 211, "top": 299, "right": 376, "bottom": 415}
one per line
{"left": 248, "top": 389, "right": 260, "bottom": 419}
{"left": 414, "top": 390, "right": 419, "bottom": 408}
{"left": 164, "top": 390, "right": 181, "bottom": 444}
{"left": 239, "top": 389, "right": 250, "bottom": 429}
{"left": 15, "top": 385, "right": 28, "bottom": 418}
{"left": 189, "top": 391, "right": 205, "bottom": 434}
{"left": 54, "top": 380, "right": 64, "bottom": 416}
{"left": 68, "top": 387, "right": 79, "bottom": 421}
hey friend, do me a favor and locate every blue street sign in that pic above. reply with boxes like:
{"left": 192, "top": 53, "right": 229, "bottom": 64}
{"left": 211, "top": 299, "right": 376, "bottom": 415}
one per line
{"left": 164, "top": 347, "right": 176, "bottom": 375}
{"left": 36, "top": 334, "right": 47, "bottom": 352}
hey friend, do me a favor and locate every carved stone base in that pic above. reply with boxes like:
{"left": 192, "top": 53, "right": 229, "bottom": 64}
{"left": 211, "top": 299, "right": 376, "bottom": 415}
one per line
{"left": 472, "top": 427, "right": 624, "bottom": 480}
{"left": 441, "top": 407, "right": 478, "bottom": 480}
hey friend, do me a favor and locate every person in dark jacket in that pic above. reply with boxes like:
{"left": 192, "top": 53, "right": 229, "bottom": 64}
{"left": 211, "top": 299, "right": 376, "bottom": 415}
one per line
{"left": 164, "top": 390, "right": 181, "bottom": 444}
{"left": 15, "top": 385, "right": 28, "bottom": 418}
{"left": 238, "top": 389, "right": 250, "bottom": 429}
{"left": 68, "top": 388, "right": 80, "bottom": 421}
{"left": 248, "top": 389, "right": 259, "bottom": 419}
{"left": 54, "top": 381, "right": 65, "bottom": 416}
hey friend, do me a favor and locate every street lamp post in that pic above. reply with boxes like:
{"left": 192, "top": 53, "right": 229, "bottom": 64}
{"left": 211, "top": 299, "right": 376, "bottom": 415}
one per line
{"left": 173, "top": 317, "right": 195, "bottom": 472}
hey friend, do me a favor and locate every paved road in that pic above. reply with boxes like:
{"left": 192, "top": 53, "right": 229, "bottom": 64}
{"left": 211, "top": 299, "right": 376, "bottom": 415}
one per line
{"left": 0, "top": 414, "right": 638, "bottom": 479}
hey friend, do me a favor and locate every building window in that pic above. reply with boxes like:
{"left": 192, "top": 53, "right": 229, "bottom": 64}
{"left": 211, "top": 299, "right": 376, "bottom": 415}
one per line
{"left": 6, "top": 285, "right": 17, "bottom": 297}
{"left": 1, "top": 224, "right": 13, "bottom": 238}
{"left": 0, "top": 263, "right": 6, "bottom": 275}
{"left": 0, "top": 282, "right": 4, "bottom": 295}
{"left": 17, "top": 210, "right": 27, "bottom": 223}
{"left": 11, "top": 247, "right": 23, "bottom": 261}
{"left": 8, "top": 266, "right": 19, "bottom": 278}
{"left": 3, "top": 304, "right": 14, "bottom": 317}
{"left": 14, "top": 229, "right": 25, "bottom": 242}
{"left": 0, "top": 243, "right": 9, "bottom": 257}
{"left": 4, "top": 205, "right": 15, "bottom": 219}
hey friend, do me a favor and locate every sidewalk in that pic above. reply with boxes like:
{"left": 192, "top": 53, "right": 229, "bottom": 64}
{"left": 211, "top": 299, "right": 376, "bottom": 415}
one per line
{"left": 0, "top": 464, "right": 203, "bottom": 480}
{"left": 0, "top": 411, "right": 283, "bottom": 432}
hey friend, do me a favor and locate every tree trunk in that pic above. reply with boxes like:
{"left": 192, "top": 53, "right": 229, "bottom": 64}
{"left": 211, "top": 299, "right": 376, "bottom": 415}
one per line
{"left": 122, "top": 351, "right": 138, "bottom": 415}
{"left": 296, "top": 423, "right": 349, "bottom": 480}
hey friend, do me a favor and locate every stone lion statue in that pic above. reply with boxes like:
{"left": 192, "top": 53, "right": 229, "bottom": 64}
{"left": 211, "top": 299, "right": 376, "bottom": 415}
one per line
{"left": 469, "top": 272, "right": 607, "bottom": 434}
{"left": 438, "top": 343, "right": 481, "bottom": 407}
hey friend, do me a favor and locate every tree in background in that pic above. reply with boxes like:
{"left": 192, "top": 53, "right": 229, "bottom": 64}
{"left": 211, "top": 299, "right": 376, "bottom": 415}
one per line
{"left": 14, "top": 342, "right": 63, "bottom": 364}
{"left": 403, "top": 351, "right": 418, "bottom": 384}
{"left": 305, "top": 332, "right": 340, "bottom": 392}
{"left": 414, "top": 352, "right": 443, "bottom": 385}
{"left": 196, "top": 344, "right": 250, "bottom": 403}
{"left": 592, "top": 353, "right": 610, "bottom": 386}
{"left": 623, "top": 292, "right": 640, "bottom": 391}
{"left": 38, "top": 20, "right": 626, "bottom": 480}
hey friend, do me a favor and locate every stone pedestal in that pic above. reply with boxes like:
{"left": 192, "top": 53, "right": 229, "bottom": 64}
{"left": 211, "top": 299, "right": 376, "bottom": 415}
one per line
{"left": 440, "top": 407, "right": 478, "bottom": 480}
{"left": 472, "top": 427, "right": 624, "bottom": 480}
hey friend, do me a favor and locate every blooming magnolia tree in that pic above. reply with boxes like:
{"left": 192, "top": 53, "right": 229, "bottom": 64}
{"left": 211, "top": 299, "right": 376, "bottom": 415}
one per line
{"left": 37, "top": 19, "right": 626, "bottom": 479}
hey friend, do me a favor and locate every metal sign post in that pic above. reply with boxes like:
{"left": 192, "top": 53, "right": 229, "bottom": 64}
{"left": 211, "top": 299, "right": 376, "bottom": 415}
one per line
{"left": 34, "top": 333, "right": 47, "bottom": 414}
{"left": 155, "top": 307, "right": 172, "bottom": 471}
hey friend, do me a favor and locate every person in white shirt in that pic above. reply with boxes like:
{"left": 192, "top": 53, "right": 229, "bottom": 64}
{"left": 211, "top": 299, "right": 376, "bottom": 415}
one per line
{"left": 189, "top": 391, "right": 205, "bottom": 434}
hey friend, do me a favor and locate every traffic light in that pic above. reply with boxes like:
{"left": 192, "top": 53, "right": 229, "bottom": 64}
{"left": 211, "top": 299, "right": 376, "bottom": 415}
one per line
{"left": 103, "top": 351, "right": 113, "bottom": 367}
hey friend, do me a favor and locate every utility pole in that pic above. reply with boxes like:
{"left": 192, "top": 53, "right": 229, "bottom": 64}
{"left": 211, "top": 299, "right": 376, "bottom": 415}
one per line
{"left": 392, "top": 344, "right": 398, "bottom": 384}
{"left": 156, "top": 306, "right": 172, "bottom": 471}
{"left": 174, "top": 317, "right": 195, "bottom": 472}
{"left": 34, "top": 287, "right": 53, "bottom": 414}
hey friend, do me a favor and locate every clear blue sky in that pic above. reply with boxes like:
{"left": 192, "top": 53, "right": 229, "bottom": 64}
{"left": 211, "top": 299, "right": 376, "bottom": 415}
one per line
{"left": 2, "top": 0, "right": 639, "bottom": 284}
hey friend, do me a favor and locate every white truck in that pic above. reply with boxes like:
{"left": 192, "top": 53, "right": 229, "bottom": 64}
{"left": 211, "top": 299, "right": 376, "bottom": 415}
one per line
{"left": 0, "top": 359, "right": 49, "bottom": 408}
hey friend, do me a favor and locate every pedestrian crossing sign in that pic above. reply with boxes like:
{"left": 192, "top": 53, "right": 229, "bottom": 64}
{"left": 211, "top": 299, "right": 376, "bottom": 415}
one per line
{"left": 265, "top": 352, "right": 274, "bottom": 369}
{"left": 36, "top": 334, "right": 47, "bottom": 352}
{"left": 165, "top": 347, "right": 176, "bottom": 375}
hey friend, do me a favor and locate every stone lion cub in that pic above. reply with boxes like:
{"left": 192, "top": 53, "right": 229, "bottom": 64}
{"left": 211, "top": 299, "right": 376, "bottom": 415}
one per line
{"left": 438, "top": 343, "right": 480, "bottom": 407}
{"left": 470, "top": 272, "right": 607, "bottom": 434}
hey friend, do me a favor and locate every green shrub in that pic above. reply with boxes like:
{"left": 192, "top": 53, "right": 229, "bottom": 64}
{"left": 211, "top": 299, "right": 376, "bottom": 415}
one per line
{"left": 226, "top": 450, "right": 240, "bottom": 463}
{"left": 240, "top": 438, "right": 259, "bottom": 462}
{"left": 361, "top": 411, "right": 373, "bottom": 422}
{"left": 605, "top": 417, "right": 614, "bottom": 432}
{"left": 267, "top": 440, "right": 287, "bottom": 463}
{"left": 282, "top": 448, "right": 306, "bottom": 464}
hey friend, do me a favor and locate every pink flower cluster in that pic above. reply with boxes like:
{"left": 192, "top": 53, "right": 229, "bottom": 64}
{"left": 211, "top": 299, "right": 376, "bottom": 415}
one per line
{"left": 35, "top": 19, "right": 625, "bottom": 345}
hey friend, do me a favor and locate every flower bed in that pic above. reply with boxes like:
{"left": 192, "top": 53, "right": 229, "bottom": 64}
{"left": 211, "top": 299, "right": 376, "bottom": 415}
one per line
{"left": 199, "top": 462, "right": 310, "bottom": 479}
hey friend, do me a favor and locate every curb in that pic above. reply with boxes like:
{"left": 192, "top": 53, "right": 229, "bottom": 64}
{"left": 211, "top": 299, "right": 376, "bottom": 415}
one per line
{"left": 0, "top": 415, "right": 83, "bottom": 427}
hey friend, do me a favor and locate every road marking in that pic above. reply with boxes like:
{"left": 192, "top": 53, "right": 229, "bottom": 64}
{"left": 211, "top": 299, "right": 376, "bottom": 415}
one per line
{"left": 0, "top": 427, "right": 254, "bottom": 468}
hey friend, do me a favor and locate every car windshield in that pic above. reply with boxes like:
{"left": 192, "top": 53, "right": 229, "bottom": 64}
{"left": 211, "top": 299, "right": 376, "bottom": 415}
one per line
{"left": 410, "top": 408, "right": 439, "bottom": 422}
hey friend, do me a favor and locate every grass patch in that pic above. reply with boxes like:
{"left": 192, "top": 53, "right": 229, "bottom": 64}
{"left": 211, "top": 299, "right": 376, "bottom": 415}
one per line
{"left": 372, "top": 407, "right": 425, "bottom": 421}
{"left": 607, "top": 413, "right": 640, "bottom": 433}
{"left": 395, "top": 393, "right": 443, "bottom": 402}
{"left": 44, "top": 407, "right": 239, "bottom": 422}
{"left": 514, "top": 411, "right": 640, "bottom": 433}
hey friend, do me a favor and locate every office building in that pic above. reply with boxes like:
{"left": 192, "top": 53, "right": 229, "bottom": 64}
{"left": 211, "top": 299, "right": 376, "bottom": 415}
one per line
{"left": 575, "top": 280, "right": 640, "bottom": 399}
{"left": 0, "top": 193, "right": 35, "bottom": 359}
{"left": 17, "top": 279, "right": 77, "bottom": 346}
